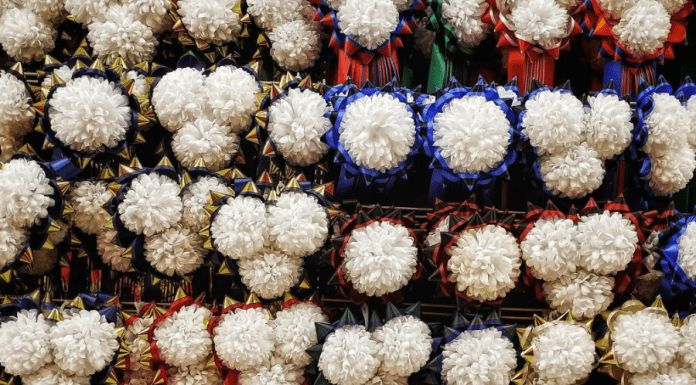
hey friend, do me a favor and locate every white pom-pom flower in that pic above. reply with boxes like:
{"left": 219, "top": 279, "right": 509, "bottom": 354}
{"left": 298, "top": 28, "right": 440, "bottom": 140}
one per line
{"left": 657, "top": 0, "right": 689, "bottom": 14}
{"left": 614, "top": 0, "right": 671, "bottom": 57}
{"left": 520, "top": 218, "right": 580, "bottom": 281}
{"left": 649, "top": 145, "right": 696, "bottom": 196}
{"left": 273, "top": 302, "right": 329, "bottom": 367}
{"left": 373, "top": 315, "right": 433, "bottom": 376}
{"left": 337, "top": 0, "right": 398, "bottom": 50}
{"left": 585, "top": 92, "right": 633, "bottom": 160}
{"left": 213, "top": 307, "right": 275, "bottom": 371}
{"left": 644, "top": 93, "right": 691, "bottom": 158}
{"left": 69, "top": 181, "right": 112, "bottom": 235}
{"left": 170, "top": 361, "right": 223, "bottom": 385}
{"left": 267, "top": 191, "right": 328, "bottom": 258}
{"left": 268, "top": 88, "right": 331, "bottom": 166}
{"left": 531, "top": 322, "right": 595, "bottom": 384}
{"left": 631, "top": 365, "right": 696, "bottom": 385}
{"left": 151, "top": 67, "right": 207, "bottom": 133}
{"left": 144, "top": 225, "right": 206, "bottom": 276}
{"left": 433, "top": 95, "right": 511, "bottom": 174}
{"left": 441, "top": 0, "right": 489, "bottom": 48}
{"left": 118, "top": 173, "right": 183, "bottom": 237}
{"left": 205, "top": 66, "right": 260, "bottom": 133}
{"left": 0, "top": 310, "right": 52, "bottom": 376}
{"left": 366, "top": 371, "right": 408, "bottom": 385}
{"left": 87, "top": 5, "right": 158, "bottom": 66}
{"left": 126, "top": 0, "right": 173, "bottom": 33}
{"left": 543, "top": 270, "right": 614, "bottom": 319}
{"left": 685, "top": 95, "right": 696, "bottom": 152}
{"left": 153, "top": 305, "right": 212, "bottom": 367}
{"left": 172, "top": 118, "right": 239, "bottom": 171}
{"left": 522, "top": 90, "right": 586, "bottom": 155}
{"left": 238, "top": 357, "right": 304, "bottom": 385}
{"left": 270, "top": 20, "right": 322, "bottom": 72}
{"left": 64, "top": 0, "right": 110, "bottom": 24}
{"left": 49, "top": 76, "right": 130, "bottom": 153}
{"left": 50, "top": 310, "right": 119, "bottom": 377}
{"left": 318, "top": 325, "right": 381, "bottom": 385}
{"left": 211, "top": 196, "right": 267, "bottom": 260}
{"left": 678, "top": 221, "right": 696, "bottom": 281}
{"left": 0, "top": 158, "right": 55, "bottom": 228}
{"left": 0, "top": 218, "right": 27, "bottom": 270}
{"left": 441, "top": 328, "right": 517, "bottom": 385}
{"left": 446, "top": 224, "right": 522, "bottom": 301}
{"left": 678, "top": 316, "right": 696, "bottom": 376}
{"left": 510, "top": 0, "right": 569, "bottom": 48}
{"left": 596, "top": 0, "right": 633, "bottom": 19}
{"left": 25, "top": 0, "right": 66, "bottom": 25}
{"left": 612, "top": 308, "right": 681, "bottom": 374}
{"left": 343, "top": 221, "right": 418, "bottom": 296}
{"left": 246, "top": 0, "right": 310, "bottom": 30}
{"left": 238, "top": 248, "right": 303, "bottom": 299}
{"left": 539, "top": 144, "right": 606, "bottom": 199}
{"left": 181, "top": 176, "right": 229, "bottom": 232}
{"left": 339, "top": 93, "right": 416, "bottom": 173}
{"left": 96, "top": 229, "right": 132, "bottom": 272}
{"left": 576, "top": 211, "right": 639, "bottom": 275}
{"left": 22, "top": 364, "right": 90, "bottom": 385}
{"left": 0, "top": 72, "right": 35, "bottom": 140}
{"left": 177, "top": 0, "right": 242, "bottom": 45}
{"left": 0, "top": 8, "right": 57, "bottom": 63}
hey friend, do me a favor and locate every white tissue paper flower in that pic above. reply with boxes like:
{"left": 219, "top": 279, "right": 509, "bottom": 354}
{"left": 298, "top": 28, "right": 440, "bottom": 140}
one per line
{"left": 205, "top": 66, "right": 260, "bottom": 133}
{"left": 649, "top": 145, "right": 696, "bottom": 196}
{"left": 238, "top": 248, "right": 303, "bottom": 299}
{"left": 318, "top": 325, "right": 381, "bottom": 385}
{"left": 543, "top": 270, "right": 614, "bottom": 319}
{"left": 172, "top": 118, "right": 239, "bottom": 171}
{"left": 49, "top": 76, "right": 130, "bottom": 153}
{"left": 0, "top": 8, "right": 57, "bottom": 63}
{"left": 510, "top": 0, "right": 569, "bottom": 48}
{"left": 373, "top": 315, "right": 433, "bottom": 377}
{"left": 339, "top": 93, "right": 416, "bottom": 173}
{"left": 0, "top": 72, "right": 35, "bottom": 147}
{"left": 576, "top": 211, "right": 638, "bottom": 275}
{"left": 151, "top": 67, "right": 207, "bottom": 133}
{"left": 50, "top": 310, "right": 119, "bottom": 377}
{"left": 181, "top": 176, "right": 229, "bottom": 232}
{"left": 343, "top": 221, "right": 418, "bottom": 296}
{"left": 267, "top": 191, "right": 328, "bottom": 258}
{"left": 614, "top": 0, "right": 671, "bottom": 57}
{"left": 25, "top": 0, "right": 65, "bottom": 25}
{"left": 238, "top": 357, "right": 304, "bottom": 385}
{"left": 613, "top": 308, "right": 681, "bottom": 374}
{"left": 531, "top": 322, "right": 595, "bottom": 384}
{"left": 441, "top": 0, "right": 490, "bottom": 48}
{"left": 539, "top": 144, "right": 606, "bottom": 199}
{"left": 211, "top": 196, "right": 267, "bottom": 260}
{"left": 144, "top": 225, "right": 206, "bottom": 276}
{"left": 678, "top": 316, "right": 696, "bottom": 377}
{"left": 126, "top": 0, "right": 173, "bottom": 33}
{"left": 270, "top": 20, "right": 322, "bottom": 72}
{"left": 170, "top": 361, "right": 223, "bottom": 385}
{"left": 273, "top": 302, "right": 328, "bottom": 367}
{"left": 441, "top": 328, "right": 517, "bottom": 385}
{"left": 644, "top": 93, "right": 691, "bottom": 159}
{"left": 584, "top": 92, "right": 633, "bottom": 160}
{"left": 631, "top": 366, "right": 696, "bottom": 385}
{"left": 87, "top": 5, "right": 158, "bottom": 66}
{"left": 0, "top": 310, "right": 52, "bottom": 376}
{"left": 596, "top": 0, "right": 633, "bottom": 18}
{"left": 96, "top": 229, "right": 131, "bottom": 272}
{"left": 447, "top": 224, "right": 522, "bottom": 301}
{"left": 22, "top": 364, "right": 90, "bottom": 385}
{"left": 177, "top": 0, "right": 242, "bottom": 45}
{"left": 118, "top": 173, "right": 183, "bottom": 236}
{"left": 0, "top": 218, "right": 27, "bottom": 270}
{"left": 433, "top": 96, "right": 511, "bottom": 174}
{"left": 246, "top": 0, "right": 312, "bottom": 30}
{"left": 522, "top": 90, "right": 586, "bottom": 155}
{"left": 677, "top": 221, "right": 696, "bottom": 281}
{"left": 65, "top": 0, "right": 110, "bottom": 24}
{"left": 154, "top": 305, "right": 212, "bottom": 368}
{"left": 521, "top": 218, "right": 580, "bottom": 281}
{"left": 0, "top": 158, "right": 55, "bottom": 228}
{"left": 69, "top": 181, "right": 112, "bottom": 235}
{"left": 337, "top": 0, "right": 399, "bottom": 50}
{"left": 268, "top": 88, "right": 331, "bottom": 166}
{"left": 685, "top": 95, "right": 696, "bottom": 152}
{"left": 214, "top": 307, "right": 275, "bottom": 371}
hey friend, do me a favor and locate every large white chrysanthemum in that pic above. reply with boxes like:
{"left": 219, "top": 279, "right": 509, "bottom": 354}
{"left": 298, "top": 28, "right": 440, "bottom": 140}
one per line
{"left": 170, "top": 361, "right": 223, "bottom": 385}
{"left": 343, "top": 221, "right": 418, "bottom": 296}
{"left": 522, "top": 90, "right": 586, "bottom": 155}
{"left": 25, "top": 0, "right": 65, "bottom": 25}
{"left": 657, "top": 0, "right": 689, "bottom": 14}
{"left": 22, "top": 364, "right": 90, "bottom": 385}
{"left": 614, "top": 0, "right": 671, "bottom": 57}
{"left": 337, "top": 0, "right": 398, "bottom": 50}
{"left": 87, "top": 5, "right": 158, "bottom": 66}
{"left": 0, "top": 218, "right": 27, "bottom": 270}
{"left": 238, "top": 357, "right": 305, "bottom": 385}
{"left": 631, "top": 365, "right": 696, "bottom": 385}
{"left": 181, "top": 176, "right": 229, "bottom": 232}
{"left": 267, "top": 191, "right": 328, "bottom": 258}
{"left": 531, "top": 322, "right": 595, "bottom": 384}
{"left": 0, "top": 8, "right": 57, "bottom": 63}
{"left": 520, "top": 218, "right": 580, "bottom": 281}
{"left": 151, "top": 67, "right": 207, "bottom": 133}
{"left": 205, "top": 66, "right": 260, "bottom": 133}
{"left": 441, "top": 0, "right": 489, "bottom": 48}
{"left": 576, "top": 211, "right": 638, "bottom": 275}
{"left": 644, "top": 93, "right": 691, "bottom": 159}
{"left": 69, "top": 181, "right": 112, "bottom": 235}
{"left": 0, "top": 158, "right": 55, "bottom": 228}
{"left": 677, "top": 221, "right": 696, "bottom": 281}
{"left": 685, "top": 96, "right": 696, "bottom": 152}
{"left": 447, "top": 224, "right": 521, "bottom": 301}
{"left": 433, "top": 95, "right": 511, "bottom": 174}
{"left": 584, "top": 92, "right": 633, "bottom": 160}
{"left": 273, "top": 302, "right": 328, "bottom": 367}
{"left": 64, "top": 0, "right": 111, "bottom": 24}
{"left": 154, "top": 305, "right": 212, "bottom": 368}
{"left": 172, "top": 118, "right": 239, "bottom": 171}
{"left": 539, "top": 144, "right": 606, "bottom": 199}
{"left": 649, "top": 145, "right": 696, "bottom": 196}
{"left": 318, "top": 325, "right": 381, "bottom": 385}
{"left": 339, "top": 93, "right": 416, "bottom": 173}
{"left": 210, "top": 196, "right": 267, "bottom": 260}
{"left": 49, "top": 76, "right": 130, "bottom": 153}
{"left": 510, "top": 0, "right": 569, "bottom": 48}
{"left": 543, "top": 270, "right": 614, "bottom": 319}
{"left": 441, "top": 328, "right": 517, "bottom": 385}
{"left": 0, "top": 310, "right": 52, "bottom": 376}
{"left": 177, "top": 0, "right": 242, "bottom": 45}
{"left": 0, "top": 72, "right": 35, "bottom": 147}
{"left": 96, "top": 229, "right": 131, "bottom": 272}
{"left": 144, "top": 225, "right": 206, "bottom": 276}
{"left": 118, "top": 173, "right": 183, "bottom": 236}
{"left": 50, "top": 310, "right": 119, "bottom": 377}
{"left": 270, "top": 20, "right": 322, "bottom": 72}
{"left": 246, "top": 0, "right": 313, "bottom": 30}
{"left": 373, "top": 315, "right": 432, "bottom": 377}
{"left": 268, "top": 88, "right": 331, "bottom": 166}
{"left": 678, "top": 316, "right": 696, "bottom": 377}
{"left": 214, "top": 307, "right": 275, "bottom": 371}
{"left": 238, "top": 248, "right": 303, "bottom": 299}
{"left": 596, "top": 0, "right": 633, "bottom": 19}
{"left": 613, "top": 308, "right": 681, "bottom": 374}
{"left": 126, "top": 0, "right": 173, "bottom": 33}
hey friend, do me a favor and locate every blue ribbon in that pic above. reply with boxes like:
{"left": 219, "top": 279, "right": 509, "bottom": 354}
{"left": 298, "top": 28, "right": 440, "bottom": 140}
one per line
{"left": 658, "top": 216, "right": 696, "bottom": 301}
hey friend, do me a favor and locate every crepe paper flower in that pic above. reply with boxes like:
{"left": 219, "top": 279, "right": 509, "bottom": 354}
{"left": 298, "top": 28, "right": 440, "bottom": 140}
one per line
{"left": 520, "top": 217, "right": 580, "bottom": 281}
{"left": 173, "top": 0, "right": 245, "bottom": 46}
{"left": 0, "top": 8, "right": 57, "bottom": 63}
{"left": 576, "top": 210, "right": 639, "bottom": 275}
{"left": 238, "top": 247, "right": 303, "bottom": 299}
{"left": 266, "top": 190, "right": 329, "bottom": 258}
{"left": 542, "top": 270, "right": 614, "bottom": 319}
{"left": 210, "top": 194, "right": 268, "bottom": 261}
{"left": 117, "top": 172, "right": 183, "bottom": 237}
{"left": 583, "top": 89, "right": 633, "bottom": 161}
{"left": 68, "top": 181, "right": 112, "bottom": 235}
{"left": 0, "top": 309, "right": 53, "bottom": 376}
{"left": 269, "top": 19, "right": 323, "bottom": 72}
{"left": 87, "top": 5, "right": 158, "bottom": 66}
{"left": 144, "top": 225, "right": 206, "bottom": 277}
{"left": 153, "top": 303, "right": 213, "bottom": 368}
{"left": 273, "top": 297, "right": 329, "bottom": 367}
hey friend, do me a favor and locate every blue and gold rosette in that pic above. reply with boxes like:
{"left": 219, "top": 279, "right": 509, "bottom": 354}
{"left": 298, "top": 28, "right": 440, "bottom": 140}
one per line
{"left": 656, "top": 214, "right": 696, "bottom": 304}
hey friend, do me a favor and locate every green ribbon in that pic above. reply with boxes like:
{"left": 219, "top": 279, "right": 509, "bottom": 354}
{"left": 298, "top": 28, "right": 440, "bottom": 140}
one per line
{"left": 426, "top": 0, "right": 474, "bottom": 92}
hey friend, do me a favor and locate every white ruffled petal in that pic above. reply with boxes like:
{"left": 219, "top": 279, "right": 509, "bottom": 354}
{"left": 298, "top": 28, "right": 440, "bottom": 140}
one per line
{"left": 214, "top": 307, "right": 275, "bottom": 371}
{"left": 373, "top": 315, "right": 432, "bottom": 377}
{"left": 521, "top": 218, "right": 580, "bottom": 281}
{"left": 576, "top": 211, "right": 638, "bottom": 275}
{"left": 613, "top": 0, "right": 671, "bottom": 57}
{"left": 0, "top": 310, "right": 53, "bottom": 376}
{"left": 543, "top": 270, "right": 614, "bottom": 319}
{"left": 211, "top": 196, "right": 267, "bottom": 260}
{"left": 273, "top": 303, "right": 328, "bottom": 367}
{"left": 87, "top": 5, "right": 158, "bottom": 66}
{"left": 154, "top": 305, "right": 213, "bottom": 368}
{"left": 0, "top": 158, "right": 55, "bottom": 228}
{"left": 613, "top": 309, "right": 680, "bottom": 374}
{"left": 441, "top": 328, "right": 517, "bottom": 385}
{"left": 337, "top": 0, "right": 398, "bottom": 50}
{"left": 531, "top": 321, "right": 595, "bottom": 384}
{"left": 177, "top": 0, "right": 242, "bottom": 45}
{"left": 172, "top": 118, "right": 239, "bottom": 171}
{"left": 267, "top": 191, "right": 328, "bottom": 258}
{"left": 522, "top": 90, "right": 586, "bottom": 155}
{"left": 318, "top": 325, "right": 381, "bottom": 385}
{"left": 118, "top": 173, "right": 183, "bottom": 236}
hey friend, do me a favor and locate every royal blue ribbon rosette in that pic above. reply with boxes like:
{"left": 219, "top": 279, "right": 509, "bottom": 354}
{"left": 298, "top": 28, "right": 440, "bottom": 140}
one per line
{"left": 657, "top": 214, "right": 696, "bottom": 304}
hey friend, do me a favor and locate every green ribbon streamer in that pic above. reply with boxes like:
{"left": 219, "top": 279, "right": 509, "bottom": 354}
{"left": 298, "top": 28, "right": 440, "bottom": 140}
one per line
{"left": 426, "top": 0, "right": 473, "bottom": 92}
